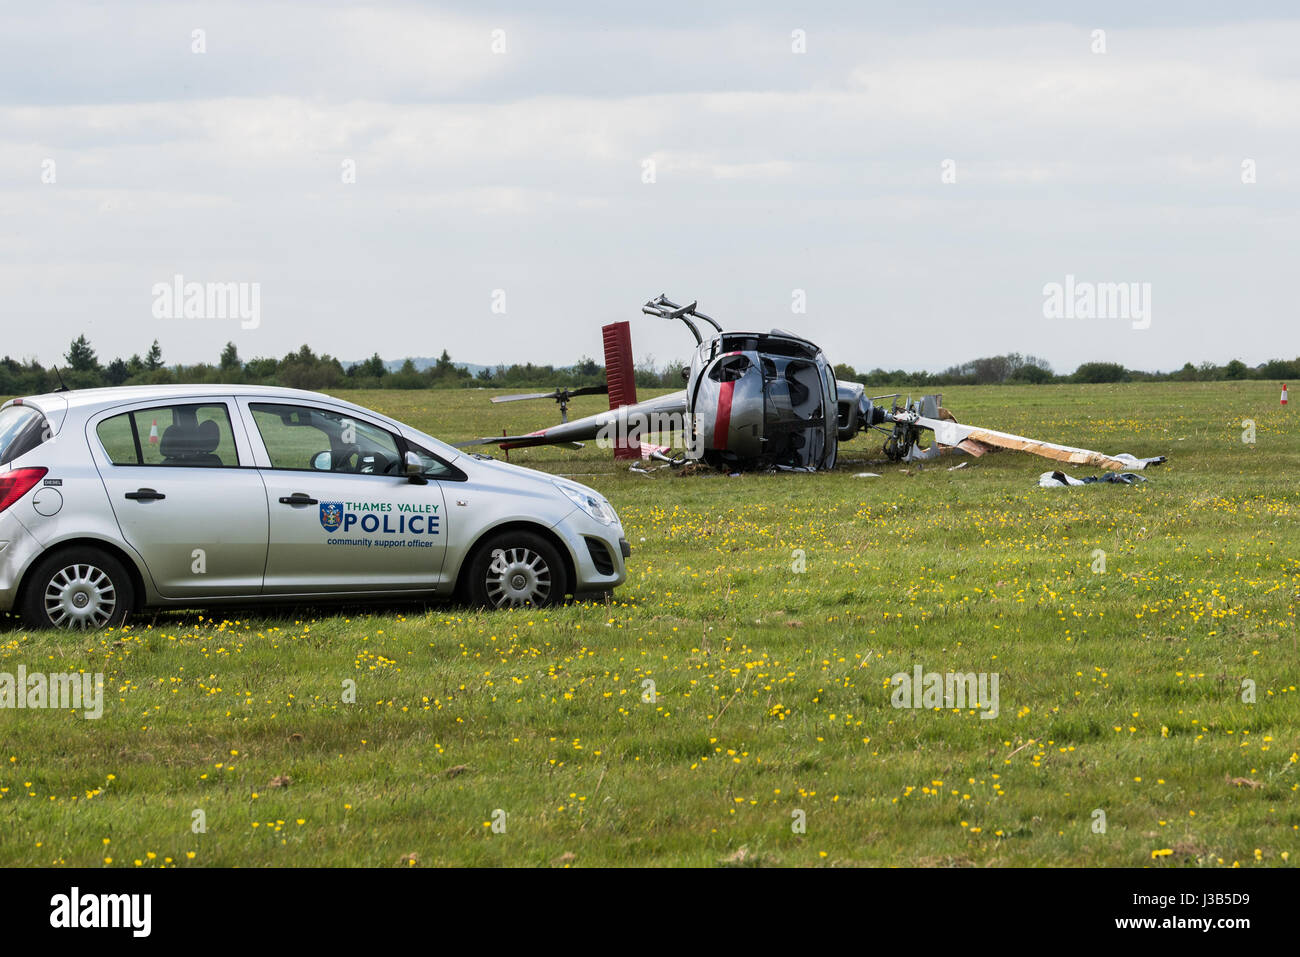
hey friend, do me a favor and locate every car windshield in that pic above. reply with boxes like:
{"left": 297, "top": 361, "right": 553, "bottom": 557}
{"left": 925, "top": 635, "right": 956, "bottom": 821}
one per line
{"left": 0, "top": 405, "right": 48, "bottom": 466}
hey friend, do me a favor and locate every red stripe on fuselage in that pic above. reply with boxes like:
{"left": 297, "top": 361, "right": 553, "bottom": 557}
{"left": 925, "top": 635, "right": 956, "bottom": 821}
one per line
{"left": 713, "top": 381, "right": 734, "bottom": 449}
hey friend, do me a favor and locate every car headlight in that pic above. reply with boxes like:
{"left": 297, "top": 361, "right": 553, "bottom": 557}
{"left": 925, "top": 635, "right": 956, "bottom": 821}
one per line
{"left": 554, "top": 480, "right": 619, "bottom": 526}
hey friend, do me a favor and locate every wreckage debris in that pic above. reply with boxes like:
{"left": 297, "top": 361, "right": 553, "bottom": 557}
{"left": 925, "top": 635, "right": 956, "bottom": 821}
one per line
{"left": 928, "top": 421, "right": 1167, "bottom": 471}
{"left": 907, "top": 414, "right": 1168, "bottom": 472}
{"left": 1039, "top": 471, "right": 1148, "bottom": 488}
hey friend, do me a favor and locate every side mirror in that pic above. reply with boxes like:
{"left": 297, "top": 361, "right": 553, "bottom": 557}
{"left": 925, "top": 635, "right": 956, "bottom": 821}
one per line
{"left": 311, "top": 450, "right": 332, "bottom": 471}
{"left": 404, "top": 451, "right": 428, "bottom": 484}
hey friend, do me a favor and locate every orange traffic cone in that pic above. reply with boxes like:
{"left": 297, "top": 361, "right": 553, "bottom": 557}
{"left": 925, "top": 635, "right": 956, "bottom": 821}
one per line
{"left": 149, "top": 418, "right": 159, "bottom": 444}
{"left": 1283, "top": 384, "right": 1289, "bottom": 406}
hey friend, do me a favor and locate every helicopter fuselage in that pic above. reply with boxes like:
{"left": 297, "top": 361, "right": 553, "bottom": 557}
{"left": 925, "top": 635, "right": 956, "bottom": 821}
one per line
{"left": 687, "top": 330, "right": 839, "bottom": 471}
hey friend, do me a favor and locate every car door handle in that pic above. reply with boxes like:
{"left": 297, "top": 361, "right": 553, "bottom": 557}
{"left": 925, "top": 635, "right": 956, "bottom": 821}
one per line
{"left": 279, "top": 493, "right": 319, "bottom": 506}
{"left": 124, "top": 488, "right": 166, "bottom": 501}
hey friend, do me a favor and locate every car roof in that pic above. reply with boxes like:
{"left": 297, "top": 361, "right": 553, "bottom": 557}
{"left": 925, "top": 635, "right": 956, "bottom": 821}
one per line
{"left": 14, "top": 384, "right": 343, "bottom": 412}
{"left": 6, "top": 383, "right": 468, "bottom": 464}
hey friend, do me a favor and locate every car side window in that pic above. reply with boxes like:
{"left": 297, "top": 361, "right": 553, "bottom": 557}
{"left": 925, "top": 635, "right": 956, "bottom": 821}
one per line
{"left": 250, "top": 403, "right": 402, "bottom": 476}
{"left": 405, "top": 441, "right": 466, "bottom": 481}
{"left": 96, "top": 404, "right": 239, "bottom": 467}
{"left": 96, "top": 413, "right": 137, "bottom": 465}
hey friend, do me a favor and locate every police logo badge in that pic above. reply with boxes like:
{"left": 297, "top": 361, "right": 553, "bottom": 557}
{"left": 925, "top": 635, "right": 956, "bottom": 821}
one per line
{"left": 320, "top": 502, "right": 344, "bottom": 532}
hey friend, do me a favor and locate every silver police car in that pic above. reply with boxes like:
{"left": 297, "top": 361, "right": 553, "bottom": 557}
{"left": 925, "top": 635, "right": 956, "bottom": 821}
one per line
{"left": 0, "top": 385, "right": 629, "bottom": 629}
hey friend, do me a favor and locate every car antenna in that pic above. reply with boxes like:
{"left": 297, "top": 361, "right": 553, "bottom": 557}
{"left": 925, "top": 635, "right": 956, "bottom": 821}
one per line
{"left": 52, "top": 366, "right": 71, "bottom": 392}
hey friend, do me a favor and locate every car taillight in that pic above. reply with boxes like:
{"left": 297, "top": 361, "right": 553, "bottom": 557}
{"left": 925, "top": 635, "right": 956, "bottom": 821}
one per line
{"left": 0, "top": 467, "right": 47, "bottom": 514}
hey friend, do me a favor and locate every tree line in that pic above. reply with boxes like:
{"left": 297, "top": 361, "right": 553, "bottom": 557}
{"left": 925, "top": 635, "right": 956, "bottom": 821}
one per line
{"left": 0, "top": 337, "right": 682, "bottom": 395}
{"left": 833, "top": 352, "right": 1300, "bottom": 386}
{"left": 2, "top": 336, "right": 1296, "bottom": 397}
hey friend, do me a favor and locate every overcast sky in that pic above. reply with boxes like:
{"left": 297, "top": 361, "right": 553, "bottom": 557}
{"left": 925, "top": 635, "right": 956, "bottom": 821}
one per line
{"left": 2, "top": 1, "right": 1296, "bottom": 375}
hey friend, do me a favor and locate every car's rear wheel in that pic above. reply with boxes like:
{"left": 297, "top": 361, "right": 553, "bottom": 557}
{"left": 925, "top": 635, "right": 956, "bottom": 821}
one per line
{"left": 462, "top": 531, "right": 568, "bottom": 609}
{"left": 21, "top": 548, "right": 134, "bottom": 631}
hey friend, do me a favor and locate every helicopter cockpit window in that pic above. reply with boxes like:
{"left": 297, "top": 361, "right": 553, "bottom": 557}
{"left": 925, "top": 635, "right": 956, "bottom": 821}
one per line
{"left": 759, "top": 355, "right": 827, "bottom": 468}
{"left": 760, "top": 358, "right": 821, "bottom": 418}
{"left": 784, "top": 361, "right": 822, "bottom": 418}
{"left": 709, "top": 355, "right": 752, "bottom": 383}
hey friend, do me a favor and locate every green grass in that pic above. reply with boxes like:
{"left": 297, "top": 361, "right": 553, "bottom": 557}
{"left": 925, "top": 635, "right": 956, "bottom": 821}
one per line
{"left": 1, "top": 381, "right": 1297, "bottom": 867}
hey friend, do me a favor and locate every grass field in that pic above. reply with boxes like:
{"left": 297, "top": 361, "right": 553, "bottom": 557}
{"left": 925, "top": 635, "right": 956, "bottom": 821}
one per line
{"left": 1, "top": 381, "right": 1296, "bottom": 867}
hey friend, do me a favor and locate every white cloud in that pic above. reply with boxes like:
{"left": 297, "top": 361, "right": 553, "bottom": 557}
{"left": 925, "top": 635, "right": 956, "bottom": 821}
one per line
{"left": 0, "top": 6, "right": 1296, "bottom": 373}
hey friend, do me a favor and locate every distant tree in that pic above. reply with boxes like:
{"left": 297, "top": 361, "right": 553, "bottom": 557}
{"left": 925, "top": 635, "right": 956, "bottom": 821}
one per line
{"left": 391, "top": 358, "right": 423, "bottom": 390}
{"left": 0, "top": 356, "right": 45, "bottom": 396}
{"left": 659, "top": 360, "right": 688, "bottom": 386}
{"left": 277, "top": 344, "right": 343, "bottom": 390}
{"left": 969, "top": 355, "right": 1013, "bottom": 384}
{"left": 105, "top": 357, "right": 131, "bottom": 386}
{"left": 1257, "top": 357, "right": 1300, "bottom": 379}
{"left": 1010, "top": 363, "right": 1053, "bottom": 384}
{"left": 65, "top": 335, "right": 99, "bottom": 373}
{"left": 144, "top": 340, "right": 164, "bottom": 371}
{"left": 219, "top": 342, "right": 241, "bottom": 372}
{"left": 243, "top": 357, "right": 279, "bottom": 381}
{"left": 1222, "top": 358, "right": 1249, "bottom": 380}
{"left": 1072, "top": 362, "right": 1128, "bottom": 383}
{"left": 429, "top": 349, "right": 470, "bottom": 383}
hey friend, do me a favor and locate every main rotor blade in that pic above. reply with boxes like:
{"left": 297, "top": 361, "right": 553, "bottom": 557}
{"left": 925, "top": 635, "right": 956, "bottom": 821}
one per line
{"left": 455, "top": 435, "right": 525, "bottom": 446}
{"left": 918, "top": 416, "right": 1165, "bottom": 471}
{"left": 491, "top": 392, "right": 560, "bottom": 403}
{"left": 454, "top": 432, "right": 584, "bottom": 450}
{"left": 489, "top": 385, "right": 608, "bottom": 404}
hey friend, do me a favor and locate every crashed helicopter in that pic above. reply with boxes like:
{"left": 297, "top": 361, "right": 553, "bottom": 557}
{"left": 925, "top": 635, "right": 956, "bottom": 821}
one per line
{"left": 459, "top": 294, "right": 1164, "bottom": 474}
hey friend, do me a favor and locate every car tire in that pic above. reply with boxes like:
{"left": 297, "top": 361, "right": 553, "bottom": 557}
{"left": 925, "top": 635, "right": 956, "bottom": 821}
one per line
{"left": 462, "top": 531, "right": 569, "bottom": 609}
{"left": 20, "top": 547, "right": 135, "bottom": 631}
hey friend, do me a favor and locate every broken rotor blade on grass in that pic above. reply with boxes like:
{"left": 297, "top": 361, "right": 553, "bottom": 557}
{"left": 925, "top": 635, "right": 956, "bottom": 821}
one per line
{"left": 1039, "top": 470, "right": 1148, "bottom": 487}
{"left": 917, "top": 416, "right": 1166, "bottom": 471}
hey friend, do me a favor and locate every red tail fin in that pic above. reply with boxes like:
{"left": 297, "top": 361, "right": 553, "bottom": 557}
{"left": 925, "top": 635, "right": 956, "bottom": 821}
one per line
{"left": 602, "top": 321, "right": 639, "bottom": 460}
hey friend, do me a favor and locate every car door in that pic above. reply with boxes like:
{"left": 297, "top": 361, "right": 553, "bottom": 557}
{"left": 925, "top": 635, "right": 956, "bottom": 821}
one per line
{"left": 88, "top": 398, "right": 270, "bottom": 598}
{"left": 237, "top": 398, "right": 447, "bottom": 594}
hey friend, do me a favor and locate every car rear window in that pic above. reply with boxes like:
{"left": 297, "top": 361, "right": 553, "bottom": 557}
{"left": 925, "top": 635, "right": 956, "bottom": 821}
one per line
{"left": 96, "top": 404, "right": 239, "bottom": 467}
{"left": 0, "top": 405, "right": 50, "bottom": 466}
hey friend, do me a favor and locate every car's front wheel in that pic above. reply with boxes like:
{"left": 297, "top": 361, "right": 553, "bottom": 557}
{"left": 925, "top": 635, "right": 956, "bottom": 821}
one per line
{"left": 462, "top": 531, "right": 568, "bottom": 608}
{"left": 21, "top": 548, "right": 135, "bottom": 631}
